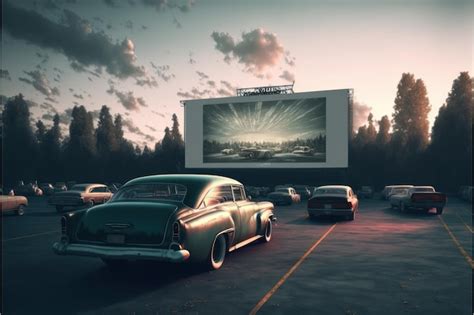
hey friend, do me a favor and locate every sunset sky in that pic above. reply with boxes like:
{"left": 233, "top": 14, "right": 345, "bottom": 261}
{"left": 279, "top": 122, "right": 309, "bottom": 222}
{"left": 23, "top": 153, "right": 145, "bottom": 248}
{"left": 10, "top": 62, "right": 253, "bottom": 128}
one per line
{"left": 1, "top": 0, "right": 472, "bottom": 147}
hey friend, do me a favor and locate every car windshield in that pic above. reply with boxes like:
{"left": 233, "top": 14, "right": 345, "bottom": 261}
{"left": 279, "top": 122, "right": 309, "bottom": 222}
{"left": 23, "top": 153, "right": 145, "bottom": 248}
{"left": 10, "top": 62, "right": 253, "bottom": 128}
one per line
{"left": 392, "top": 188, "right": 408, "bottom": 194}
{"left": 69, "top": 184, "right": 89, "bottom": 192}
{"left": 111, "top": 183, "right": 187, "bottom": 202}
{"left": 314, "top": 188, "right": 347, "bottom": 195}
{"left": 413, "top": 187, "right": 435, "bottom": 192}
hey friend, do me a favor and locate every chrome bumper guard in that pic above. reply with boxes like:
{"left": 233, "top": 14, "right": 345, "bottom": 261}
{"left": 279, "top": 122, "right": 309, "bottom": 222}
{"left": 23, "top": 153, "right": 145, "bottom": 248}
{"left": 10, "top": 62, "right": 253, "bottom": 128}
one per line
{"left": 52, "top": 241, "right": 190, "bottom": 262}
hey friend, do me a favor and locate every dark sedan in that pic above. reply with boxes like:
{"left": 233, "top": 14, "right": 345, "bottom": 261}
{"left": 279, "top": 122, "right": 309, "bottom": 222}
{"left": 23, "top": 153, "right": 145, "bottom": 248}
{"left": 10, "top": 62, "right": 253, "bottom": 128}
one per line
{"left": 52, "top": 174, "right": 275, "bottom": 270}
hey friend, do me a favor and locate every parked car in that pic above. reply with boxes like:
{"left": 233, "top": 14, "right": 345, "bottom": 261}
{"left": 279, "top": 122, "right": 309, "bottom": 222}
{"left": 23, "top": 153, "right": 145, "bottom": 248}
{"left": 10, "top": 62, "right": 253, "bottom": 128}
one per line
{"left": 14, "top": 183, "right": 42, "bottom": 196}
{"left": 307, "top": 185, "right": 359, "bottom": 220}
{"left": 245, "top": 186, "right": 260, "bottom": 198}
{"left": 267, "top": 187, "right": 301, "bottom": 205}
{"left": 293, "top": 185, "right": 311, "bottom": 199}
{"left": 54, "top": 182, "right": 67, "bottom": 193}
{"left": 52, "top": 174, "right": 275, "bottom": 270}
{"left": 39, "top": 183, "right": 55, "bottom": 195}
{"left": 221, "top": 148, "right": 234, "bottom": 155}
{"left": 1, "top": 194, "right": 28, "bottom": 216}
{"left": 389, "top": 186, "right": 447, "bottom": 214}
{"left": 382, "top": 185, "right": 414, "bottom": 200}
{"left": 292, "top": 146, "right": 314, "bottom": 155}
{"left": 238, "top": 147, "right": 273, "bottom": 159}
{"left": 49, "top": 183, "right": 113, "bottom": 212}
{"left": 357, "top": 186, "right": 374, "bottom": 199}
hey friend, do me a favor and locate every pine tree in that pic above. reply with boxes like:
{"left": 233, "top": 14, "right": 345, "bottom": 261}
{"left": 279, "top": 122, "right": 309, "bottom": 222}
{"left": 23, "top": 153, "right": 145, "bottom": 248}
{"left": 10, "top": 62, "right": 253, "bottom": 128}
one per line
{"left": 376, "top": 115, "right": 391, "bottom": 146}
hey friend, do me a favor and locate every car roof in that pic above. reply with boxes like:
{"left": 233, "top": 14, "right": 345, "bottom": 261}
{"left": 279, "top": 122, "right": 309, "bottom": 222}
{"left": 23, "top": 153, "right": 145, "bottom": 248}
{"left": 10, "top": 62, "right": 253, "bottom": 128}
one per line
{"left": 316, "top": 185, "right": 351, "bottom": 191}
{"left": 123, "top": 174, "right": 242, "bottom": 208}
{"left": 412, "top": 186, "right": 435, "bottom": 189}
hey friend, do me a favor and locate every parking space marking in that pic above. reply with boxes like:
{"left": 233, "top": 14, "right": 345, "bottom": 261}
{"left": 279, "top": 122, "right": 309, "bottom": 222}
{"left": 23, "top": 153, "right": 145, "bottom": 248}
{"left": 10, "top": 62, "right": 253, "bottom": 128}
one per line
{"left": 2, "top": 230, "right": 59, "bottom": 242}
{"left": 454, "top": 210, "right": 473, "bottom": 233}
{"left": 249, "top": 224, "right": 337, "bottom": 315}
{"left": 438, "top": 216, "right": 474, "bottom": 269}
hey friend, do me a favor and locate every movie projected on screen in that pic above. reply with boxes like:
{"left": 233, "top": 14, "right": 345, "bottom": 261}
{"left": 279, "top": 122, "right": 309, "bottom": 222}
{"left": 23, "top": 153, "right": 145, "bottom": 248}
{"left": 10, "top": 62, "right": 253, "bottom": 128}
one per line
{"left": 203, "top": 98, "right": 326, "bottom": 163}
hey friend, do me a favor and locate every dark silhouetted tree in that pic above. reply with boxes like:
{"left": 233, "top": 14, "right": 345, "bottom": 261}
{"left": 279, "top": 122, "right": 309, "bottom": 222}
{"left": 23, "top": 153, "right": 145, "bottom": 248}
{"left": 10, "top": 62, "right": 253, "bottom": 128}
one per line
{"left": 429, "top": 72, "right": 473, "bottom": 190}
{"left": 2, "top": 94, "right": 38, "bottom": 187}
{"left": 376, "top": 115, "right": 391, "bottom": 147}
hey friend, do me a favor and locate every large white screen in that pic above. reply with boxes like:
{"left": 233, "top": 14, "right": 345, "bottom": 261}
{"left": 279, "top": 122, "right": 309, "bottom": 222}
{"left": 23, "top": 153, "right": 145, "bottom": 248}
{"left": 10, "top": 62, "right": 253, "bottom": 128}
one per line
{"left": 185, "top": 89, "right": 350, "bottom": 168}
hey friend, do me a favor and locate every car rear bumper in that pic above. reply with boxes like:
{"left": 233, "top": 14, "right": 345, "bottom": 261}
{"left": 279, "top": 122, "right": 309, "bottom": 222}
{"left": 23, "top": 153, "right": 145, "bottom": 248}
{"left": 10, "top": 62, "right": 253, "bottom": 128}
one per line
{"left": 408, "top": 202, "right": 446, "bottom": 209}
{"left": 308, "top": 208, "right": 353, "bottom": 216}
{"left": 52, "top": 241, "right": 190, "bottom": 263}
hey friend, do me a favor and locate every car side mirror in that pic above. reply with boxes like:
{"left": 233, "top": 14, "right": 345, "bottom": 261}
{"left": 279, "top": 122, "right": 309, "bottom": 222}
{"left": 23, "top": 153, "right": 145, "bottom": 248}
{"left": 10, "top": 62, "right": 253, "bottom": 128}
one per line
{"left": 247, "top": 195, "right": 252, "bottom": 201}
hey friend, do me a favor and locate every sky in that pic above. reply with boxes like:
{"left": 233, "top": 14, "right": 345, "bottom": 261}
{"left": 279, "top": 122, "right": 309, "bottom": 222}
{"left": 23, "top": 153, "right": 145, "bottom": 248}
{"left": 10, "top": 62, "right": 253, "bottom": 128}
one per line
{"left": 203, "top": 98, "right": 326, "bottom": 143}
{"left": 1, "top": 0, "right": 472, "bottom": 147}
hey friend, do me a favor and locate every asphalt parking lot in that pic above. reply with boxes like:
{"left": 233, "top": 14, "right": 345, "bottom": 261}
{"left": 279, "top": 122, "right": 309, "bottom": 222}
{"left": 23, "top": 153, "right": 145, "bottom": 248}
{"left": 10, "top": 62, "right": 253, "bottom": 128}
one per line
{"left": 2, "top": 197, "right": 472, "bottom": 315}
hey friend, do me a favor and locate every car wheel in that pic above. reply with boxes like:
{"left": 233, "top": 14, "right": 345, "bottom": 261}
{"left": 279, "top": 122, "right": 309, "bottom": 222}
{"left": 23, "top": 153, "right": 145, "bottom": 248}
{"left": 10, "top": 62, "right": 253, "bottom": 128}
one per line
{"left": 207, "top": 234, "right": 227, "bottom": 270}
{"left": 56, "top": 205, "right": 64, "bottom": 212}
{"left": 16, "top": 205, "right": 25, "bottom": 216}
{"left": 262, "top": 219, "right": 272, "bottom": 243}
{"left": 87, "top": 200, "right": 94, "bottom": 208}
{"left": 249, "top": 153, "right": 255, "bottom": 159}
{"left": 102, "top": 258, "right": 128, "bottom": 271}
{"left": 436, "top": 207, "right": 443, "bottom": 215}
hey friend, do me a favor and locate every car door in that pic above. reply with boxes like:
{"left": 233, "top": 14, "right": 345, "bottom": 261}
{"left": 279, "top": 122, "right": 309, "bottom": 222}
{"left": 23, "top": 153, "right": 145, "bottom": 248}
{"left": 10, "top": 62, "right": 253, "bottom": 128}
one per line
{"left": 1, "top": 196, "right": 13, "bottom": 212}
{"left": 202, "top": 185, "right": 242, "bottom": 244}
{"left": 89, "top": 186, "right": 107, "bottom": 203}
{"left": 233, "top": 185, "right": 258, "bottom": 241}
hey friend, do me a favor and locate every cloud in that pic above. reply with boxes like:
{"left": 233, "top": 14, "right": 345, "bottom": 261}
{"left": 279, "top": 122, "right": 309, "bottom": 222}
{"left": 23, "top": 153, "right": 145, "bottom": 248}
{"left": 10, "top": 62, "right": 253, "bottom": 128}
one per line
{"left": 172, "top": 16, "right": 182, "bottom": 28}
{"left": 125, "top": 20, "right": 133, "bottom": 29}
{"left": 151, "top": 110, "right": 165, "bottom": 118}
{"left": 103, "top": 0, "right": 118, "bottom": 7}
{"left": 135, "top": 76, "right": 158, "bottom": 87}
{"left": 146, "top": 125, "right": 157, "bottom": 132}
{"left": 73, "top": 93, "right": 83, "bottom": 99}
{"left": 140, "top": 0, "right": 195, "bottom": 12}
{"left": 0, "top": 69, "right": 12, "bottom": 80}
{"left": 352, "top": 101, "right": 372, "bottom": 131}
{"left": 112, "top": 88, "right": 148, "bottom": 111}
{"left": 188, "top": 52, "right": 196, "bottom": 64}
{"left": 284, "top": 51, "right": 295, "bottom": 67}
{"left": 122, "top": 118, "right": 156, "bottom": 142}
{"left": 151, "top": 63, "right": 175, "bottom": 82}
{"left": 196, "top": 71, "right": 209, "bottom": 80}
{"left": 177, "top": 80, "right": 237, "bottom": 99}
{"left": 19, "top": 70, "right": 60, "bottom": 97}
{"left": 211, "top": 28, "right": 285, "bottom": 75}
{"left": 4, "top": 3, "right": 145, "bottom": 79}
{"left": 279, "top": 70, "right": 295, "bottom": 83}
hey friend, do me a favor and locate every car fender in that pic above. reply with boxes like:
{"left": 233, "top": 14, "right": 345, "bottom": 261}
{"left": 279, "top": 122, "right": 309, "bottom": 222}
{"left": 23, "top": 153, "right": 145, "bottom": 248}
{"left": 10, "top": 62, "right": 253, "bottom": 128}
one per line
{"left": 181, "top": 209, "right": 236, "bottom": 263}
{"left": 256, "top": 208, "right": 275, "bottom": 235}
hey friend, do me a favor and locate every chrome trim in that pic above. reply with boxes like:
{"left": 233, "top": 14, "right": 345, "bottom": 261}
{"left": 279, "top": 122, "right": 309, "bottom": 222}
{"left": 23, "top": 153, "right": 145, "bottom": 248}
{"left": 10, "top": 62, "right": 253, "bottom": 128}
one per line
{"left": 52, "top": 242, "right": 190, "bottom": 262}
{"left": 228, "top": 235, "right": 262, "bottom": 252}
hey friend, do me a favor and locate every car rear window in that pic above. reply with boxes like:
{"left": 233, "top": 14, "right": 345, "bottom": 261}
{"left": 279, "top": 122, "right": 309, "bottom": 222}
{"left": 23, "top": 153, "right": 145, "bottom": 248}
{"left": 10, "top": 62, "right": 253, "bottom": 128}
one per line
{"left": 111, "top": 183, "right": 187, "bottom": 202}
{"left": 413, "top": 187, "right": 435, "bottom": 192}
{"left": 314, "top": 188, "right": 347, "bottom": 195}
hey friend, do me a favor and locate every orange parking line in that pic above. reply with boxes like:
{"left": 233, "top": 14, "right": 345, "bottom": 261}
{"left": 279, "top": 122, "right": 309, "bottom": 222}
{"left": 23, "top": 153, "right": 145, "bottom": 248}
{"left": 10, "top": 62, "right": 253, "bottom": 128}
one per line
{"left": 438, "top": 216, "right": 474, "bottom": 269}
{"left": 249, "top": 224, "right": 337, "bottom": 315}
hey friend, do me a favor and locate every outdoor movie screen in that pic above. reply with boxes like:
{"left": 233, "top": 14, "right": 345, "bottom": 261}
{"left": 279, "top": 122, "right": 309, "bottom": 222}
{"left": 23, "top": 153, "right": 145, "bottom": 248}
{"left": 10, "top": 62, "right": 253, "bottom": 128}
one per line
{"left": 185, "top": 89, "right": 350, "bottom": 168}
{"left": 203, "top": 98, "right": 326, "bottom": 163}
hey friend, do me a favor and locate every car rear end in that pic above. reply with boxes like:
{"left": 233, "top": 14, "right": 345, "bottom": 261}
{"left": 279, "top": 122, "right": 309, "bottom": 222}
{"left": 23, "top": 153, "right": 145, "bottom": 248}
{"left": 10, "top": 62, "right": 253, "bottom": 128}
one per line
{"left": 409, "top": 192, "right": 447, "bottom": 210}
{"left": 49, "top": 192, "right": 85, "bottom": 207}
{"left": 307, "top": 196, "right": 355, "bottom": 218}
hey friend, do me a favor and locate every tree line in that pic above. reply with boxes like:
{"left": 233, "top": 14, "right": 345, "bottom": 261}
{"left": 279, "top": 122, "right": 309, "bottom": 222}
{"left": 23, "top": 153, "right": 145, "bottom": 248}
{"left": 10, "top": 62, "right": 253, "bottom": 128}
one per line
{"left": 1, "top": 71, "right": 472, "bottom": 192}
{"left": 2, "top": 100, "right": 184, "bottom": 188}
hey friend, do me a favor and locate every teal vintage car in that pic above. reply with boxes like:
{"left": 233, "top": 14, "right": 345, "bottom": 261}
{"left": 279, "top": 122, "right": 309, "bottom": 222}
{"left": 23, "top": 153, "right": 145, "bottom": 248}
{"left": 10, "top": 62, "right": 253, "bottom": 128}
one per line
{"left": 52, "top": 174, "right": 275, "bottom": 270}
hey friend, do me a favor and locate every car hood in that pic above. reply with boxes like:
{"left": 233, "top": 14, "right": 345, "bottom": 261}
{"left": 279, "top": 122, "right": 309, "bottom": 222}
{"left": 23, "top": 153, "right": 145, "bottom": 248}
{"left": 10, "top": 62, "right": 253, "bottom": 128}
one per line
{"left": 76, "top": 201, "right": 179, "bottom": 245}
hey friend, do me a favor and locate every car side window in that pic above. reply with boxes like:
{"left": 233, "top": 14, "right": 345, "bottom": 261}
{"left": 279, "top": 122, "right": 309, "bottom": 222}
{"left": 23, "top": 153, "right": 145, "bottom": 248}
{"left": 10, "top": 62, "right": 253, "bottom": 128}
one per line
{"left": 232, "top": 185, "right": 245, "bottom": 201}
{"left": 91, "top": 187, "right": 106, "bottom": 193}
{"left": 202, "top": 185, "right": 234, "bottom": 207}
